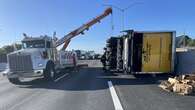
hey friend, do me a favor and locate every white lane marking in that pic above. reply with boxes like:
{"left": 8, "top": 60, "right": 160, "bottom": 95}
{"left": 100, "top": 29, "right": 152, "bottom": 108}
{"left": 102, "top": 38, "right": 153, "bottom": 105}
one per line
{"left": 54, "top": 73, "right": 69, "bottom": 82}
{"left": 108, "top": 81, "right": 124, "bottom": 110}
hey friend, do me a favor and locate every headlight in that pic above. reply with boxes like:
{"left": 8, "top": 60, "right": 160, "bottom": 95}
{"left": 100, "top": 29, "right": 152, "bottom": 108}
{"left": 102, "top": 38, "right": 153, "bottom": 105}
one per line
{"left": 38, "top": 63, "right": 43, "bottom": 67}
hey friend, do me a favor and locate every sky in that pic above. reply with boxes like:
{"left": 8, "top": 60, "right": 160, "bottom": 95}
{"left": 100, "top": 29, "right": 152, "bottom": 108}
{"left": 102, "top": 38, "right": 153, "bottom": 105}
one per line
{"left": 0, "top": 0, "right": 195, "bottom": 53}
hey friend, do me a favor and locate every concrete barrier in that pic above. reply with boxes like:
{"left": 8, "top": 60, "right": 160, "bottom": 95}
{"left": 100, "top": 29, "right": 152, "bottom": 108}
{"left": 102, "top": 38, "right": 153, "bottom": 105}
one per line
{"left": 176, "top": 51, "right": 195, "bottom": 74}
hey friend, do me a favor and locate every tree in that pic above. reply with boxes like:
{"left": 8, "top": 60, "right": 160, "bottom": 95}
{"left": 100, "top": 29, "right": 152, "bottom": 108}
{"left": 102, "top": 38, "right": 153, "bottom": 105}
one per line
{"left": 176, "top": 35, "right": 195, "bottom": 47}
{"left": 0, "top": 44, "right": 22, "bottom": 55}
{"left": 0, "top": 48, "right": 6, "bottom": 54}
{"left": 3, "top": 45, "right": 14, "bottom": 53}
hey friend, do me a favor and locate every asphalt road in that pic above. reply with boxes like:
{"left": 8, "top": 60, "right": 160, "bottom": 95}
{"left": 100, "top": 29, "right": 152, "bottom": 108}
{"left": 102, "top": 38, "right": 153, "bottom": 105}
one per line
{"left": 0, "top": 67, "right": 195, "bottom": 110}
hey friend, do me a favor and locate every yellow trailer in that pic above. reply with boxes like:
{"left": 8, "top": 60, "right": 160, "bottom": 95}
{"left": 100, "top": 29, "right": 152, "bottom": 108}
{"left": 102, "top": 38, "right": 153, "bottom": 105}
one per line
{"left": 123, "top": 30, "right": 176, "bottom": 74}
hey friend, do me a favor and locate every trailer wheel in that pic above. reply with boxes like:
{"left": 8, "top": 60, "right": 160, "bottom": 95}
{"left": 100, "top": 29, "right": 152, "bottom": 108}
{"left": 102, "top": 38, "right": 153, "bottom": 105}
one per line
{"left": 8, "top": 78, "right": 21, "bottom": 85}
{"left": 44, "top": 63, "right": 56, "bottom": 81}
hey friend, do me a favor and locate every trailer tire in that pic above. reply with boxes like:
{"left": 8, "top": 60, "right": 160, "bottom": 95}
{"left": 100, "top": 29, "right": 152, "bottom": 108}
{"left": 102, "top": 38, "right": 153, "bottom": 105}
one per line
{"left": 44, "top": 62, "right": 56, "bottom": 81}
{"left": 8, "top": 78, "right": 21, "bottom": 85}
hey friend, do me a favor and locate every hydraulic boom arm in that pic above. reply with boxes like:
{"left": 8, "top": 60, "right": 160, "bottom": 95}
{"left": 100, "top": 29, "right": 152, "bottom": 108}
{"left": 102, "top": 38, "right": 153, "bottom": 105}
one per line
{"left": 55, "top": 8, "right": 112, "bottom": 50}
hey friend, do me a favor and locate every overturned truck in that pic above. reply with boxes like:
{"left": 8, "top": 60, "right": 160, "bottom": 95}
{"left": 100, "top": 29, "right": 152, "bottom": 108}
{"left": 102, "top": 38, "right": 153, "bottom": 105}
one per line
{"left": 104, "top": 30, "right": 176, "bottom": 74}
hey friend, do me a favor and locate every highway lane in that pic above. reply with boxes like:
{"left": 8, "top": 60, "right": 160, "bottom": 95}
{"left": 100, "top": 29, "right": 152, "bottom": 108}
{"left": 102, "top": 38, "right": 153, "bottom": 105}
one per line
{"left": 109, "top": 74, "right": 195, "bottom": 110}
{"left": 0, "top": 68, "right": 114, "bottom": 110}
{"left": 0, "top": 67, "right": 195, "bottom": 110}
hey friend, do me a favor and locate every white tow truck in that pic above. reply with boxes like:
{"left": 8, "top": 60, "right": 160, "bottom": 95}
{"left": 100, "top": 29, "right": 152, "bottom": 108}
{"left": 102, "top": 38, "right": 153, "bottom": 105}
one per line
{"left": 6, "top": 8, "right": 112, "bottom": 84}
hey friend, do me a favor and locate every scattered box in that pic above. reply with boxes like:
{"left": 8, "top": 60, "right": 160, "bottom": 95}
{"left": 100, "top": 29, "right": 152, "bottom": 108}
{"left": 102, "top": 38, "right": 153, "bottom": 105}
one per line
{"left": 159, "top": 75, "right": 195, "bottom": 95}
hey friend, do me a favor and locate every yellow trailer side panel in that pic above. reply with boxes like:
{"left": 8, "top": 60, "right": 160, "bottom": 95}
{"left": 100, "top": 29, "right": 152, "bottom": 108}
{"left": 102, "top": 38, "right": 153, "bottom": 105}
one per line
{"left": 142, "top": 34, "right": 161, "bottom": 72}
{"left": 142, "top": 33, "right": 172, "bottom": 72}
{"left": 160, "top": 33, "right": 172, "bottom": 72}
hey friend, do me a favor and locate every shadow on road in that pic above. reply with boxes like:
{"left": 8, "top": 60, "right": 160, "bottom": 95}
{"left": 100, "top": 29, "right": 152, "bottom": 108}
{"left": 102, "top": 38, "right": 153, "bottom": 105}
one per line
{"left": 18, "top": 68, "right": 169, "bottom": 91}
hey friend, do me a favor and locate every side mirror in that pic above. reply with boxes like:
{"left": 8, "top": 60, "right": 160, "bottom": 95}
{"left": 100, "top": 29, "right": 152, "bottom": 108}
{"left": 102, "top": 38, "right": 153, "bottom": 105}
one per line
{"left": 42, "top": 51, "right": 48, "bottom": 59}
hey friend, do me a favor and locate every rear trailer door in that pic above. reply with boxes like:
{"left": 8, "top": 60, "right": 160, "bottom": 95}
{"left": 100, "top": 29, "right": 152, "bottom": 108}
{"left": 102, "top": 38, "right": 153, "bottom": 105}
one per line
{"left": 141, "top": 32, "right": 172, "bottom": 73}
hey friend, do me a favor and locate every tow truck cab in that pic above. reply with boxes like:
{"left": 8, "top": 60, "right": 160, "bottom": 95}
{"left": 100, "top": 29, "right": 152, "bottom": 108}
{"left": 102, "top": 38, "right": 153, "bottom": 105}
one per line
{"left": 6, "top": 36, "right": 77, "bottom": 84}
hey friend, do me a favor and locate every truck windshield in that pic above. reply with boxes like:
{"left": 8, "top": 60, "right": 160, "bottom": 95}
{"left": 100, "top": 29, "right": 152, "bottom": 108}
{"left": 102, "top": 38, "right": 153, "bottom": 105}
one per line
{"left": 22, "top": 40, "right": 45, "bottom": 48}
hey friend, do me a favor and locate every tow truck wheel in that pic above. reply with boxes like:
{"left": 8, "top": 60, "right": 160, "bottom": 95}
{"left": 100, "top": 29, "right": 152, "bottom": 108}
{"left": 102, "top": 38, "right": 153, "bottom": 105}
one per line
{"left": 44, "top": 63, "right": 56, "bottom": 81}
{"left": 8, "top": 78, "right": 21, "bottom": 85}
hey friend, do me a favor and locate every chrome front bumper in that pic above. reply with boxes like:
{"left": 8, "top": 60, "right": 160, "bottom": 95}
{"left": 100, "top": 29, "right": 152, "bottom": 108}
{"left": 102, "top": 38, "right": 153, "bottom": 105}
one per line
{"left": 6, "top": 70, "right": 44, "bottom": 78}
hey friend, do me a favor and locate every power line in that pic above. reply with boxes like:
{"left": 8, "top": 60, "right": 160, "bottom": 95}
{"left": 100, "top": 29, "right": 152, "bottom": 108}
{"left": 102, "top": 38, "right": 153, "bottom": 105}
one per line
{"left": 103, "top": 2, "right": 143, "bottom": 33}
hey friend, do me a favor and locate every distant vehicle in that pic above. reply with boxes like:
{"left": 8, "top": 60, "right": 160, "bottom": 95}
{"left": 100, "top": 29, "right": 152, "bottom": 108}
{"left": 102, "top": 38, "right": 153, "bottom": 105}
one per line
{"left": 80, "top": 55, "right": 86, "bottom": 60}
{"left": 5, "top": 8, "right": 112, "bottom": 84}
{"left": 94, "top": 54, "right": 102, "bottom": 59}
{"left": 75, "top": 50, "right": 102, "bottom": 60}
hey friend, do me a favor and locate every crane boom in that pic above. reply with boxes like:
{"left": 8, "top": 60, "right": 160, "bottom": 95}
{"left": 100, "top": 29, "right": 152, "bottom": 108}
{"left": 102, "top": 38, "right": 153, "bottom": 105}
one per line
{"left": 55, "top": 8, "right": 112, "bottom": 49}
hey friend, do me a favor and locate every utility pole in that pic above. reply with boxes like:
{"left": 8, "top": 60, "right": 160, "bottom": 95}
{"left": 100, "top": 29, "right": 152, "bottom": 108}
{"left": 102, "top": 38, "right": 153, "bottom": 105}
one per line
{"left": 103, "top": 2, "right": 142, "bottom": 33}
{"left": 183, "top": 28, "right": 186, "bottom": 47}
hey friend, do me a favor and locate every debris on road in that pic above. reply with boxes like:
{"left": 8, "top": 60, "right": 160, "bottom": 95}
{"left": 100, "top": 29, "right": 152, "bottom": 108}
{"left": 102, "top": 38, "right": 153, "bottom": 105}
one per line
{"left": 159, "top": 75, "right": 195, "bottom": 95}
